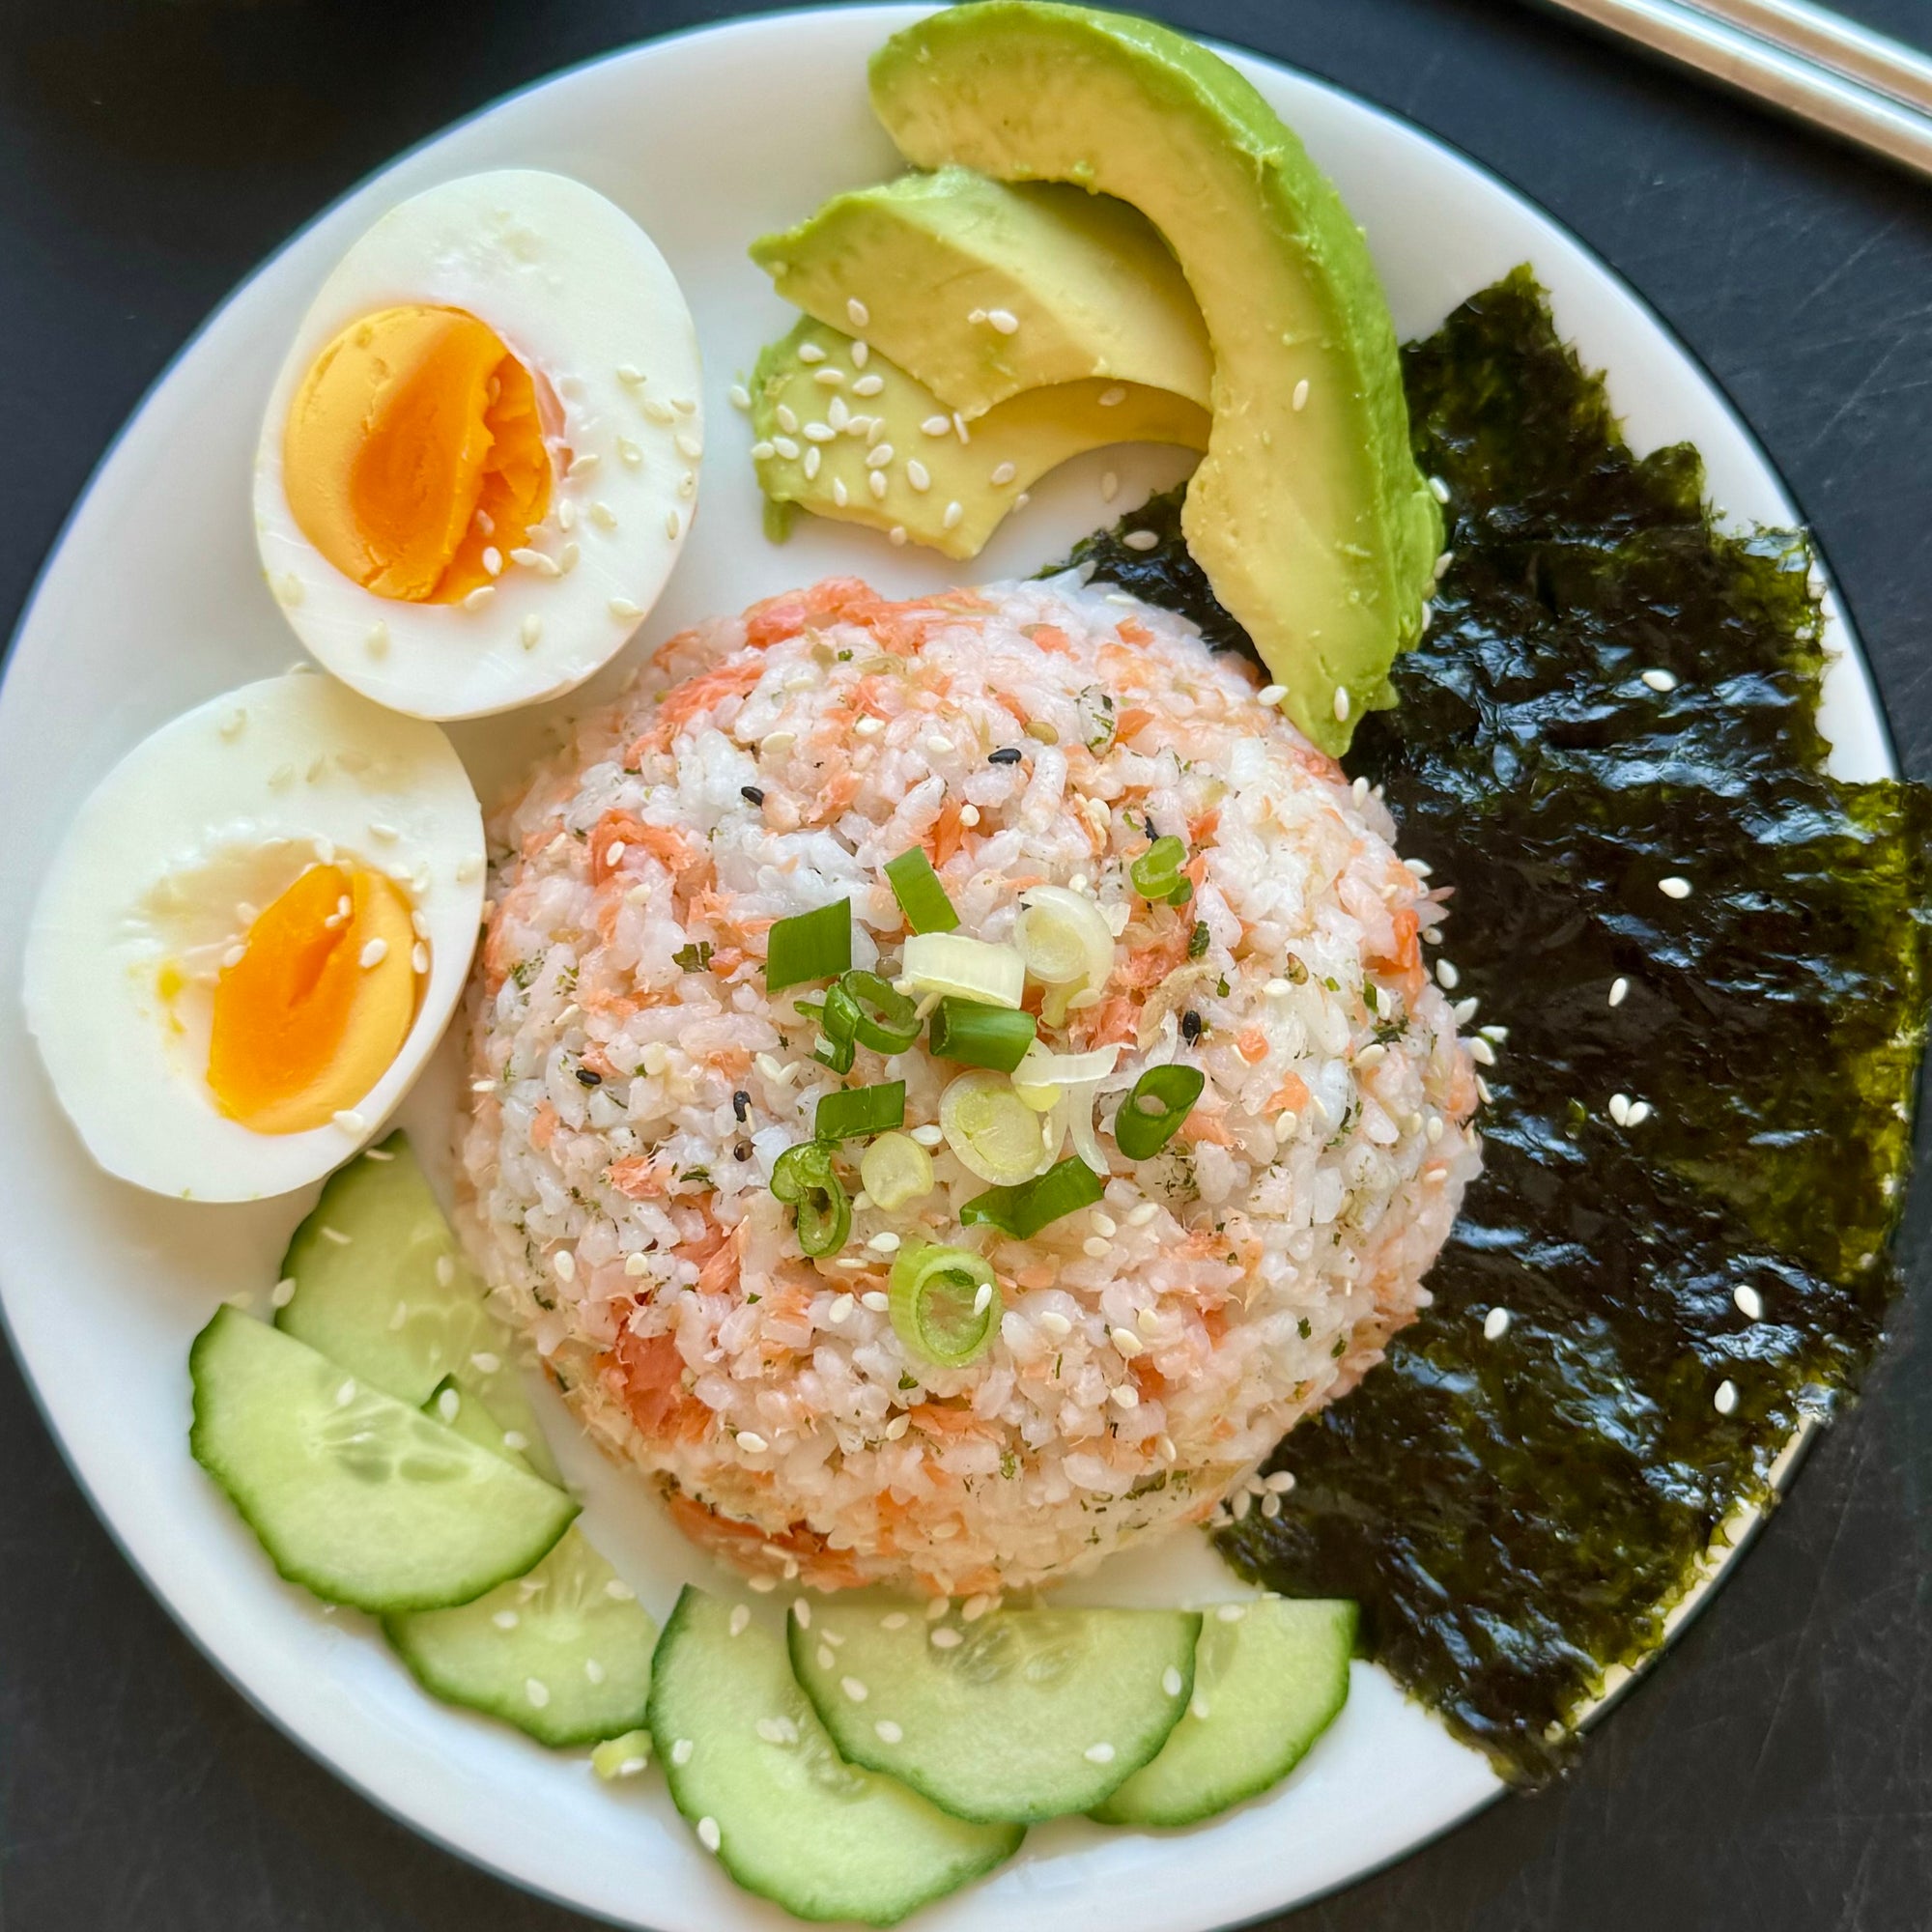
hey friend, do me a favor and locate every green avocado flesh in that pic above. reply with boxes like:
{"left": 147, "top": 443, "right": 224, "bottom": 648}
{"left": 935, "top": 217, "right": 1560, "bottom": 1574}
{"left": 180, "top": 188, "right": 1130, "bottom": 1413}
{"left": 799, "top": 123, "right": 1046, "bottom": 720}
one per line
{"left": 752, "top": 317, "right": 1208, "bottom": 558}
{"left": 1048, "top": 268, "right": 1932, "bottom": 1782}
{"left": 750, "top": 165, "right": 1213, "bottom": 419}
{"left": 869, "top": 0, "right": 1440, "bottom": 755}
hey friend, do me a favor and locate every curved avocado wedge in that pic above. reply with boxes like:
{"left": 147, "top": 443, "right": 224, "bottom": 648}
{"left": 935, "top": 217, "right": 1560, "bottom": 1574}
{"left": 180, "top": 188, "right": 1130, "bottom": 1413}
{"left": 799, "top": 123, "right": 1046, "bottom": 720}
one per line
{"left": 750, "top": 165, "right": 1212, "bottom": 420}
{"left": 868, "top": 1, "right": 1441, "bottom": 754}
{"left": 752, "top": 317, "right": 1208, "bottom": 559}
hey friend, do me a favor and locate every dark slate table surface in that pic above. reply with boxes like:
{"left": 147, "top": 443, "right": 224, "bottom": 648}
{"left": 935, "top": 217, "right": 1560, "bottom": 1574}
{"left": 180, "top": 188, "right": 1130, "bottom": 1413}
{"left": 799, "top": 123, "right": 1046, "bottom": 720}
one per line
{"left": 3, "top": 1, "right": 1929, "bottom": 1926}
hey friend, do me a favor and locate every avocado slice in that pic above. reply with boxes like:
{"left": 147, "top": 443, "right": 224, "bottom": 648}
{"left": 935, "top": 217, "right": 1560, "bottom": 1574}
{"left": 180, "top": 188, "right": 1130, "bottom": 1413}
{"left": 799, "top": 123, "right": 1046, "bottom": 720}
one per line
{"left": 751, "top": 317, "right": 1208, "bottom": 559}
{"left": 868, "top": 1, "right": 1442, "bottom": 754}
{"left": 750, "top": 165, "right": 1212, "bottom": 422}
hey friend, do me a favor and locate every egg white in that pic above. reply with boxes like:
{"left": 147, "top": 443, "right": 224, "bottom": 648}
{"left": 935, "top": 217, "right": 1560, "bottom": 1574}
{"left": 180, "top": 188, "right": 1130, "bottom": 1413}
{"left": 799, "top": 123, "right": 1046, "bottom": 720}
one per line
{"left": 23, "top": 672, "right": 483, "bottom": 1202}
{"left": 252, "top": 170, "right": 703, "bottom": 721}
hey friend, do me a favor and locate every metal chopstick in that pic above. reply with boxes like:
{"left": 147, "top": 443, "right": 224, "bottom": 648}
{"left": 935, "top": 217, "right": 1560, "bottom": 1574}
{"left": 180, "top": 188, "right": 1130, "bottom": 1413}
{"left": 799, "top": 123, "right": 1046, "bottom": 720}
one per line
{"left": 1531, "top": 0, "right": 1932, "bottom": 181}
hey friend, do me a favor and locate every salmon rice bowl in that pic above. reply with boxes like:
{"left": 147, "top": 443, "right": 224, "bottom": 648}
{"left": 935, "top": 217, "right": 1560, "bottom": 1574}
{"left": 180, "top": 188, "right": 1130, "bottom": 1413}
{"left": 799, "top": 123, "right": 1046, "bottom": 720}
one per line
{"left": 456, "top": 571, "right": 1481, "bottom": 1599}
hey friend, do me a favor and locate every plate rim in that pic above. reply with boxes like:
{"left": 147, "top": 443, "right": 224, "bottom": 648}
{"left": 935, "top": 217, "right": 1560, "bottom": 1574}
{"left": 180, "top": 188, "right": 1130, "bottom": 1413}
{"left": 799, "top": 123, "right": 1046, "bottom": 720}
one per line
{"left": 0, "top": 7, "right": 1891, "bottom": 1930}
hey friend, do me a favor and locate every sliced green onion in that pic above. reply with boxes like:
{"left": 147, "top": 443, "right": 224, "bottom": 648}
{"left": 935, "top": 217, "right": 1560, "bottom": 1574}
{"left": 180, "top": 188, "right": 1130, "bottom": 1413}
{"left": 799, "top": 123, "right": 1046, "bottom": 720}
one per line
{"left": 938, "top": 1069, "right": 1052, "bottom": 1184}
{"left": 765, "top": 898, "right": 852, "bottom": 991}
{"left": 960, "top": 1156, "right": 1107, "bottom": 1240}
{"left": 1011, "top": 1040, "right": 1120, "bottom": 1111}
{"left": 815, "top": 1081, "right": 906, "bottom": 1142}
{"left": 771, "top": 1141, "right": 850, "bottom": 1256}
{"left": 1130, "top": 836, "right": 1191, "bottom": 906}
{"left": 888, "top": 1244, "right": 1001, "bottom": 1368}
{"left": 1015, "top": 886, "right": 1115, "bottom": 990}
{"left": 1113, "top": 1064, "right": 1206, "bottom": 1160}
{"left": 928, "top": 997, "right": 1037, "bottom": 1072}
{"left": 812, "top": 1033, "right": 856, "bottom": 1075}
{"left": 838, "top": 971, "right": 922, "bottom": 1053}
{"left": 901, "top": 932, "right": 1026, "bottom": 1009}
{"left": 884, "top": 848, "right": 959, "bottom": 933}
{"left": 860, "top": 1131, "right": 934, "bottom": 1211}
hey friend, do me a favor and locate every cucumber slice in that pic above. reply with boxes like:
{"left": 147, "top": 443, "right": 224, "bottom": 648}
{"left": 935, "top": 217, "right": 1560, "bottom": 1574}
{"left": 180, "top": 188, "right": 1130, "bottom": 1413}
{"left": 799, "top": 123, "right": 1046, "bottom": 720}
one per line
{"left": 276, "top": 1133, "right": 559, "bottom": 1484}
{"left": 790, "top": 1596, "right": 1199, "bottom": 1824}
{"left": 423, "top": 1377, "right": 534, "bottom": 1477}
{"left": 384, "top": 1526, "right": 657, "bottom": 1747}
{"left": 1091, "top": 1598, "right": 1356, "bottom": 1827}
{"left": 648, "top": 1588, "right": 1022, "bottom": 1925}
{"left": 189, "top": 1305, "right": 577, "bottom": 1613}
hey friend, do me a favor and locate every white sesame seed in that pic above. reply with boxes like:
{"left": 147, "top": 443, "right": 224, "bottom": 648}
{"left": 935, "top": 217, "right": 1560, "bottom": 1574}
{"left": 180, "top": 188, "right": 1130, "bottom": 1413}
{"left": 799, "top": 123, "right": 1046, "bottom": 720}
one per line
{"left": 1333, "top": 684, "right": 1351, "bottom": 722}
{"left": 754, "top": 1715, "right": 797, "bottom": 1745}
{"left": 331, "top": 1109, "right": 366, "bottom": 1135}
{"left": 942, "top": 499, "right": 964, "bottom": 531}
{"left": 831, "top": 477, "right": 849, "bottom": 507}
{"left": 751, "top": 439, "right": 777, "bottom": 464}
{"left": 851, "top": 374, "right": 885, "bottom": 397}
{"left": 842, "top": 296, "right": 872, "bottom": 329}
{"left": 1609, "top": 976, "right": 1630, "bottom": 1008}
{"left": 812, "top": 368, "right": 845, "bottom": 390}
{"left": 1014, "top": 491, "right": 1031, "bottom": 508}
{"left": 469, "top": 1350, "right": 501, "bottom": 1377}
{"left": 524, "top": 1678, "right": 551, "bottom": 1709}
{"left": 1355, "top": 1042, "right": 1388, "bottom": 1070}
{"left": 861, "top": 1291, "right": 891, "bottom": 1313}
{"left": 802, "top": 444, "right": 822, "bottom": 481}
{"left": 617, "top": 437, "right": 642, "bottom": 468}
{"left": 1484, "top": 1306, "right": 1512, "bottom": 1341}
{"left": 727, "top": 1604, "right": 752, "bottom": 1637}
{"left": 1120, "top": 528, "right": 1158, "bottom": 551}
{"left": 1609, "top": 1094, "right": 1633, "bottom": 1126}
{"left": 462, "top": 585, "right": 495, "bottom": 611}
{"left": 958, "top": 804, "right": 980, "bottom": 827}
{"left": 1454, "top": 997, "right": 1479, "bottom": 1025}
{"left": 1265, "top": 1470, "right": 1296, "bottom": 1493}
{"left": 1096, "top": 384, "right": 1126, "bottom": 407}
{"left": 1468, "top": 1037, "right": 1496, "bottom": 1067}
{"left": 803, "top": 421, "right": 835, "bottom": 443}
{"left": 1641, "top": 668, "right": 1679, "bottom": 693}
{"left": 491, "top": 1606, "right": 518, "bottom": 1631}
{"left": 1110, "top": 1383, "right": 1140, "bottom": 1409}
{"left": 1255, "top": 682, "right": 1287, "bottom": 706}
{"left": 772, "top": 436, "right": 801, "bottom": 461}
{"left": 1084, "top": 1742, "right": 1117, "bottom": 1764}
{"left": 1626, "top": 1099, "right": 1653, "bottom": 1125}
{"left": 850, "top": 341, "right": 870, "bottom": 368}
{"left": 905, "top": 459, "right": 931, "bottom": 493}
{"left": 868, "top": 470, "right": 888, "bottom": 501}
{"left": 796, "top": 343, "right": 825, "bottom": 366}
{"left": 1293, "top": 378, "right": 1311, "bottom": 411}
{"left": 1101, "top": 470, "right": 1120, "bottom": 503}
{"left": 1714, "top": 1378, "right": 1740, "bottom": 1416}
{"left": 696, "top": 1817, "right": 722, "bottom": 1854}
{"left": 987, "top": 462, "right": 1019, "bottom": 489}
{"left": 1091, "top": 1212, "right": 1117, "bottom": 1236}
{"left": 889, "top": 525, "right": 908, "bottom": 545}
{"left": 270, "top": 1277, "right": 298, "bottom": 1309}
{"left": 986, "top": 308, "right": 1019, "bottom": 334}
{"left": 972, "top": 1281, "right": 993, "bottom": 1317}
{"left": 219, "top": 944, "right": 247, "bottom": 970}
{"left": 553, "top": 1250, "right": 576, "bottom": 1283}
{"left": 874, "top": 1719, "right": 903, "bottom": 1744}
{"left": 727, "top": 382, "right": 752, "bottom": 412}
{"left": 1126, "top": 1202, "right": 1159, "bottom": 1228}
{"left": 669, "top": 1738, "right": 695, "bottom": 1767}
{"left": 737, "top": 1431, "right": 770, "bottom": 1454}
{"left": 1082, "top": 1235, "right": 1111, "bottom": 1259}
{"left": 1429, "top": 474, "right": 1451, "bottom": 503}
{"left": 840, "top": 1675, "right": 870, "bottom": 1702}
{"left": 1659, "top": 875, "right": 1692, "bottom": 899}
{"left": 1037, "top": 1311, "right": 1072, "bottom": 1338}
{"left": 930, "top": 1627, "right": 963, "bottom": 1649}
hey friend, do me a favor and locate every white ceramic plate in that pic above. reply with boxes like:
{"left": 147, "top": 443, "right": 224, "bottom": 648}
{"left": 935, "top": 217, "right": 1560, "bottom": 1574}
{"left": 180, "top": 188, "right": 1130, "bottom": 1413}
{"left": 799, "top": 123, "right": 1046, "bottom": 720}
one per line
{"left": 0, "top": 9, "right": 1887, "bottom": 1930}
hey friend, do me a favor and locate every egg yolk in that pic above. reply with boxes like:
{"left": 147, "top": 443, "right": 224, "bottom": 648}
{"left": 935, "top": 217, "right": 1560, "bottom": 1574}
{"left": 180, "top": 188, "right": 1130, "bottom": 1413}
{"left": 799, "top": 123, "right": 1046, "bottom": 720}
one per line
{"left": 207, "top": 864, "right": 420, "bottom": 1134}
{"left": 283, "top": 304, "right": 552, "bottom": 604}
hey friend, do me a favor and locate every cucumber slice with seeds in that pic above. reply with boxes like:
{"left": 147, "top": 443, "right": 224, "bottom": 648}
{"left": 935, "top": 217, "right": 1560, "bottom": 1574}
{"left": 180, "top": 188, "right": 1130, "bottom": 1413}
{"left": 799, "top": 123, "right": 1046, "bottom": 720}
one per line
{"left": 423, "top": 1376, "right": 534, "bottom": 1477}
{"left": 277, "top": 1132, "right": 559, "bottom": 1483}
{"left": 790, "top": 1596, "right": 1199, "bottom": 1823}
{"left": 648, "top": 1588, "right": 1021, "bottom": 1925}
{"left": 384, "top": 1525, "right": 657, "bottom": 1747}
{"left": 189, "top": 1306, "right": 577, "bottom": 1613}
{"left": 1091, "top": 1597, "right": 1356, "bottom": 1827}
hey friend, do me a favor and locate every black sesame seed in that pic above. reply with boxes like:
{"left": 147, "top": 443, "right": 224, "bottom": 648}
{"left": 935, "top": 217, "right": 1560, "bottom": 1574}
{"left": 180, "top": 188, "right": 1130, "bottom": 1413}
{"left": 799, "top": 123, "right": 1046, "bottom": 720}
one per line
{"left": 732, "top": 1089, "right": 751, "bottom": 1122}
{"left": 576, "top": 1066, "right": 603, "bottom": 1087}
{"left": 1180, "top": 1010, "right": 1204, "bottom": 1044}
{"left": 741, "top": 784, "right": 766, "bottom": 806}
{"left": 734, "top": 1141, "right": 753, "bottom": 1162}
{"left": 987, "top": 746, "right": 1024, "bottom": 765}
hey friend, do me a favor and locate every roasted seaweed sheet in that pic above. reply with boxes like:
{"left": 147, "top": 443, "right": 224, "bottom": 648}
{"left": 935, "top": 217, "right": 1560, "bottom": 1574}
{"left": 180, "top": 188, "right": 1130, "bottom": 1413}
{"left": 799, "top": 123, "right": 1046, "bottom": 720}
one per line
{"left": 1050, "top": 269, "right": 1932, "bottom": 1781}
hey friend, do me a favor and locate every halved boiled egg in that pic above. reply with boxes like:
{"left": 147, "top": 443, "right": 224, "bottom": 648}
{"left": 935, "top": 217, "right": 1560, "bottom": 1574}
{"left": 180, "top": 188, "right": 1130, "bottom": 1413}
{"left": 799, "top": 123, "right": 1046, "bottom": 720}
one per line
{"left": 253, "top": 170, "right": 702, "bottom": 721}
{"left": 23, "top": 672, "right": 482, "bottom": 1201}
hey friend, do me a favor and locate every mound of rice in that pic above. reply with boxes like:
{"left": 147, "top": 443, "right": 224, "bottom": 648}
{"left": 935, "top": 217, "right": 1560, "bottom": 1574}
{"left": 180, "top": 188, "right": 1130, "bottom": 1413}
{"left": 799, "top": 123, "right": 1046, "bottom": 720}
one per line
{"left": 455, "top": 572, "right": 1479, "bottom": 1598}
